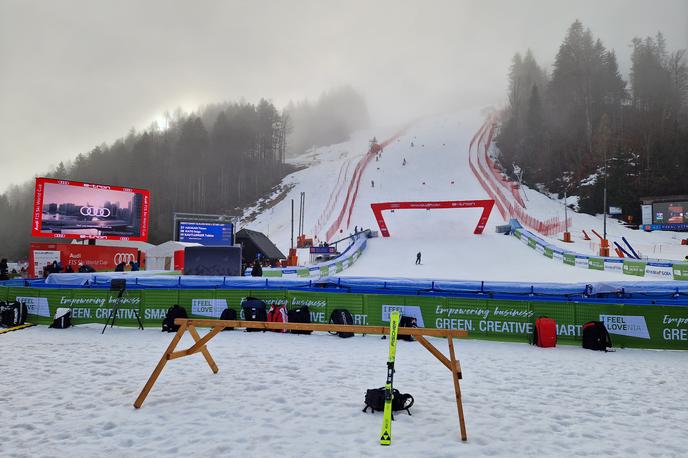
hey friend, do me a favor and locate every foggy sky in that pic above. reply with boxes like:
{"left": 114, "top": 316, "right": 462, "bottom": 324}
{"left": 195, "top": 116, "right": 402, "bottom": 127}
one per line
{"left": 1, "top": 0, "right": 686, "bottom": 193}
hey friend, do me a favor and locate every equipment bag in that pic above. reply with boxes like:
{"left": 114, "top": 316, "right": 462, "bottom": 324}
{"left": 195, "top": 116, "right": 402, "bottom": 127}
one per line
{"left": 287, "top": 305, "right": 312, "bottom": 335}
{"left": 267, "top": 304, "right": 288, "bottom": 332}
{"left": 329, "top": 309, "right": 354, "bottom": 338}
{"left": 533, "top": 317, "right": 557, "bottom": 348}
{"left": 49, "top": 308, "right": 72, "bottom": 329}
{"left": 219, "top": 308, "right": 237, "bottom": 330}
{"left": 162, "top": 304, "right": 187, "bottom": 332}
{"left": 399, "top": 315, "right": 417, "bottom": 342}
{"left": 242, "top": 297, "right": 267, "bottom": 332}
{"left": 362, "top": 387, "right": 414, "bottom": 417}
{"left": 0, "top": 304, "right": 15, "bottom": 327}
{"left": 582, "top": 321, "right": 613, "bottom": 351}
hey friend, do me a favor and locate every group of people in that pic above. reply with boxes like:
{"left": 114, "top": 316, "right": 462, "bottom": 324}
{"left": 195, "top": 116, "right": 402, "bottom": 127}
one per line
{"left": 42, "top": 261, "right": 95, "bottom": 277}
{"left": 114, "top": 261, "right": 139, "bottom": 272}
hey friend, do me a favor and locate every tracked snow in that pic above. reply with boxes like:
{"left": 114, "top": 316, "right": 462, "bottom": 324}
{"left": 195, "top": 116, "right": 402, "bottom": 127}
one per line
{"left": 243, "top": 110, "right": 682, "bottom": 281}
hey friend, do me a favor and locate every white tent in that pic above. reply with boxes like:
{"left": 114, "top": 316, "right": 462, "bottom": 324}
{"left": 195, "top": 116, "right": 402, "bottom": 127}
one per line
{"left": 145, "top": 240, "right": 201, "bottom": 271}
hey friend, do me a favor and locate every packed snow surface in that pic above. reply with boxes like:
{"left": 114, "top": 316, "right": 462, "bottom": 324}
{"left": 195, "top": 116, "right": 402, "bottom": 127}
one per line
{"left": 3, "top": 326, "right": 687, "bottom": 457}
{"left": 243, "top": 110, "right": 685, "bottom": 281}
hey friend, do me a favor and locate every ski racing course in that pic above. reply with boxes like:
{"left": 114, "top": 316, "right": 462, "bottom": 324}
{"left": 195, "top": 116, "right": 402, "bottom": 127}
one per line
{"left": 3, "top": 110, "right": 688, "bottom": 457}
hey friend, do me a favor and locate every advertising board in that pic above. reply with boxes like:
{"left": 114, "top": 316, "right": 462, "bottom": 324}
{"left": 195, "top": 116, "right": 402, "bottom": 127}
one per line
{"left": 32, "top": 177, "right": 150, "bottom": 241}
{"left": 652, "top": 201, "right": 688, "bottom": 226}
{"left": 28, "top": 242, "right": 139, "bottom": 277}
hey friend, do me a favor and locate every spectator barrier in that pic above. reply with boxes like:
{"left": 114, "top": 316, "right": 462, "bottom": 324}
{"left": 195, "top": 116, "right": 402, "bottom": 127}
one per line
{"left": 3, "top": 273, "right": 688, "bottom": 349}
{"left": 509, "top": 219, "right": 688, "bottom": 282}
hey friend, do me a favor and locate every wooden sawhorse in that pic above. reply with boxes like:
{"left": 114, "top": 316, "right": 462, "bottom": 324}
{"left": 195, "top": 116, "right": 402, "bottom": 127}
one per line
{"left": 133, "top": 319, "right": 469, "bottom": 441}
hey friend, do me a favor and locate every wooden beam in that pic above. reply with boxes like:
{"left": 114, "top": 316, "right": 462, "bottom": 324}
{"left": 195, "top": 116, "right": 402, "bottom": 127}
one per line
{"left": 133, "top": 322, "right": 188, "bottom": 409}
{"left": 168, "top": 325, "right": 224, "bottom": 360}
{"left": 187, "top": 324, "right": 220, "bottom": 374}
{"left": 415, "top": 335, "right": 452, "bottom": 371}
{"left": 448, "top": 336, "right": 468, "bottom": 441}
{"left": 173, "top": 319, "right": 468, "bottom": 338}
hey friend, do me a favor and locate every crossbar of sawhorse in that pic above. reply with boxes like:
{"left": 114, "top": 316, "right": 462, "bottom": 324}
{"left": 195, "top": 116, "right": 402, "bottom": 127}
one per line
{"left": 133, "top": 319, "right": 469, "bottom": 442}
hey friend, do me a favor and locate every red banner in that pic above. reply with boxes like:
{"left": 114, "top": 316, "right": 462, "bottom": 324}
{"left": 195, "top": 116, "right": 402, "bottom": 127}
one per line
{"left": 370, "top": 200, "right": 495, "bottom": 237}
{"left": 28, "top": 242, "right": 140, "bottom": 277}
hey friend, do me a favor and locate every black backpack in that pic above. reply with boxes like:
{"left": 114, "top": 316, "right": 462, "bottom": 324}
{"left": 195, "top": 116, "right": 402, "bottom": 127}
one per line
{"left": 0, "top": 301, "right": 27, "bottom": 327}
{"left": 50, "top": 308, "right": 72, "bottom": 329}
{"left": 399, "top": 315, "right": 417, "bottom": 341}
{"left": 329, "top": 309, "right": 354, "bottom": 338}
{"left": 242, "top": 298, "right": 267, "bottom": 332}
{"left": 219, "top": 308, "right": 237, "bottom": 330}
{"left": 362, "top": 387, "right": 414, "bottom": 418}
{"left": 162, "top": 305, "right": 187, "bottom": 332}
{"left": 288, "top": 305, "right": 312, "bottom": 335}
{"left": 582, "top": 321, "right": 612, "bottom": 351}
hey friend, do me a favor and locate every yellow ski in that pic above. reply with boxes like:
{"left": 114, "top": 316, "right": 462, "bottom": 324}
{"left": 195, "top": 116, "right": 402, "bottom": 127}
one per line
{"left": 380, "top": 311, "right": 400, "bottom": 445}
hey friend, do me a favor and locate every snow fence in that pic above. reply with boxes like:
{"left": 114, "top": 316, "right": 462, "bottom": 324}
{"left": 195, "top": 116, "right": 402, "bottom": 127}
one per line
{"left": 510, "top": 219, "right": 688, "bottom": 281}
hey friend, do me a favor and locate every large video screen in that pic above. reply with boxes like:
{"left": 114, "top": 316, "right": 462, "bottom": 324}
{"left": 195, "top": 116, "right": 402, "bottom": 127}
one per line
{"left": 652, "top": 201, "right": 688, "bottom": 225}
{"left": 32, "top": 177, "right": 150, "bottom": 241}
{"left": 178, "top": 221, "right": 234, "bottom": 246}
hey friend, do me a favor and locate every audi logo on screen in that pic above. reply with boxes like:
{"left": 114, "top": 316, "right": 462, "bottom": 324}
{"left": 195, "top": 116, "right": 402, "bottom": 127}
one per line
{"left": 80, "top": 206, "right": 111, "bottom": 218}
{"left": 114, "top": 253, "right": 136, "bottom": 264}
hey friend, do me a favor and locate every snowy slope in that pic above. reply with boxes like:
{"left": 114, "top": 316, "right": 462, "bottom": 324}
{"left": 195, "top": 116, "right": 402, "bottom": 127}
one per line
{"left": 243, "top": 109, "right": 679, "bottom": 281}
{"left": 2, "top": 325, "right": 687, "bottom": 457}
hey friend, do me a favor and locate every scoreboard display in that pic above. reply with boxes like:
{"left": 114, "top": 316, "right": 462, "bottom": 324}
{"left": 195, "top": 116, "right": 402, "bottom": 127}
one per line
{"left": 178, "top": 221, "right": 234, "bottom": 246}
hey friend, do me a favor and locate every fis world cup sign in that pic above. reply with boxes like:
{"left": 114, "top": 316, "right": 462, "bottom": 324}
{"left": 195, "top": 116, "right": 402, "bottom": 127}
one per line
{"left": 600, "top": 315, "right": 650, "bottom": 339}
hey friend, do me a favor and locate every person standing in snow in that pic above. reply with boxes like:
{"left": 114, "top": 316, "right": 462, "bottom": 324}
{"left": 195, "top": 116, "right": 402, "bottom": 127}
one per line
{"left": 415, "top": 252, "right": 421, "bottom": 265}
{"left": 402, "top": 158, "right": 406, "bottom": 166}
{"left": 251, "top": 259, "right": 263, "bottom": 277}
{"left": 371, "top": 180, "right": 374, "bottom": 188}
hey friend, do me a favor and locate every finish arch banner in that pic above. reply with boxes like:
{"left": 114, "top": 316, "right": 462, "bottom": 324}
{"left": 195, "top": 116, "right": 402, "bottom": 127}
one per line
{"left": 370, "top": 200, "right": 495, "bottom": 237}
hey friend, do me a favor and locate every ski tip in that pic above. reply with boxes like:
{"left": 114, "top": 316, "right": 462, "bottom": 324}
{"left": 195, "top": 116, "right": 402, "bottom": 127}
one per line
{"left": 380, "top": 432, "right": 391, "bottom": 446}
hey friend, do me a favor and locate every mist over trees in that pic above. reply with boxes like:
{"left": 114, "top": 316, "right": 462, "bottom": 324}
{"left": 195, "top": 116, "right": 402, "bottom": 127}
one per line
{"left": 0, "top": 89, "right": 369, "bottom": 260}
{"left": 285, "top": 86, "right": 370, "bottom": 157}
{"left": 496, "top": 20, "right": 688, "bottom": 221}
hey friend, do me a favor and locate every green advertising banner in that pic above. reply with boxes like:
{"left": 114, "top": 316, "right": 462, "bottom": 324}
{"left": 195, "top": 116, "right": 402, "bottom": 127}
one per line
{"left": 563, "top": 253, "right": 576, "bottom": 266}
{"left": 3, "top": 285, "right": 688, "bottom": 350}
{"left": 588, "top": 258, "right": 605, "bottom": 271}
{"left": 674, "top": 264, "right": 688, "bottom": 281}
{"left": 623, "top": 260, "right": 646, "bottom": 277}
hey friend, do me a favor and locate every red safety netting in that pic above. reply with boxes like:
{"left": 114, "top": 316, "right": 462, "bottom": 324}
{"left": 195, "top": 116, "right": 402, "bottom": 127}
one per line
{"left": 468, "top": 116, "right": 570, "bottom": 236}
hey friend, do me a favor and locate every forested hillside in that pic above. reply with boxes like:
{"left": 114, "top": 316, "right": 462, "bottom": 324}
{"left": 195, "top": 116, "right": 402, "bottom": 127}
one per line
{"left": 496, "top": 20, "right": 688, "bottom": 220}
{"left": 0, "top": 88, "right": 368, "bottom": 259}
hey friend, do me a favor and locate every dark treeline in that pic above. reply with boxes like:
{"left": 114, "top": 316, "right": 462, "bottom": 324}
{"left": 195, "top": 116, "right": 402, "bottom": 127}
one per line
{"left": 0, "top": 90, "right": 368, "bottom": 260}
{"left": 496, "top": 20, "right": 688, "bottom": 220}
{"left": 285, "top": 85, "right": 370, "bottom": 157}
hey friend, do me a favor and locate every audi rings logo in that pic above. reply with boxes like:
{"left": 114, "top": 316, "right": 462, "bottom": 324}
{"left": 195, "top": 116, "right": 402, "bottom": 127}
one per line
{"left": 80, "top": 206, "right": 111, "bottom": 217}
{"left": 114, "top": 253, "right": 136, "bottom": 264}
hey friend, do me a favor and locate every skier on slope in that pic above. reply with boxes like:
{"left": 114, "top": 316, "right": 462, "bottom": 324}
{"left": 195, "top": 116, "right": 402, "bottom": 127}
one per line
{"left": 402, "top": 158, "right": 406, "bottom": 166}
{"left": 415, "top": 252, "right": 421, "bottom": 265}
{"left": 371, "top": 180, "right": 375, "bottom": 188}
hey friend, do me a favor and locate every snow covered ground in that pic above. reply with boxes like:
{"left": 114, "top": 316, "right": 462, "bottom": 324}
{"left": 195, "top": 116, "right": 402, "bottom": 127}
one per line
{"left": 3, "top": 325, "right": 687, "bottom": 457}
{"left": 242, "top": 110, "right": 685, "bottom": 281}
